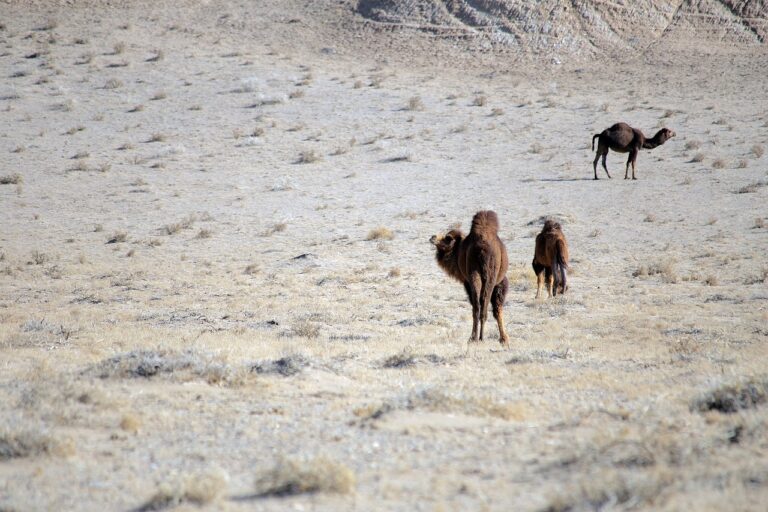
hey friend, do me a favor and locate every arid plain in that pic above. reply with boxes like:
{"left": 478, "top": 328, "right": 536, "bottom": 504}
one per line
{"left": 1, "top": 1, "right": 767, "bottom": 510}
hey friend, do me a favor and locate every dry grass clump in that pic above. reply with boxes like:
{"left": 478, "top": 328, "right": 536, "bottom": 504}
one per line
{"left": 289, "top": 89, "right": 305, "bottom": 99}
{"left": 684, "top": 140, "right": 701, "bottom": 151}
{"left": 106, "top": 231, "right": 128, "bottom": 244}
{"left": 751, "top": 144, "right": 764, "bottom": 158}
{"left": 244, "top": 263, "right": 260, "bottom": 275}
{"left": 0, "top": 427, "right": 72, "bottom": 460}
{"left": 86, "top": 349, "right": 247, "bottom": 386}
{"left": 690, "top": 152, "right": 705, "bottom": 163}
{"left": 150, "top": 91, "right": 167, "bottom": 101}
{"left": 254, "top": 456, "right": 355, "bottom": 497}
{"left": 754, "top": 218, "right": 766, "bottom": 229}
{"left": 633, "top": 259, "right": 677, "bottom": 283}
{"left": 736, "top": 180, "right": 766, "bottom": 194}
{"left": 472, "top": 94, "right": 487, "bottom": 107}
{"left": 0, "top": 173, "right": 22, "bottom": 185}
{"left": 407, "top": 95, "right": 424, "bottom": 111}
{"left": 366, "top": 227, "right": 394, "bottom": 241}
{"left": 382, "top": 351, "right": 444, "bottom": 369}
{"left": 137, "top": 469, "right": 229, "bottom": 511}
{"left": 112, "top": 42, "right": 126, "bottom": 55}
{"left": 251, "top": 355, "right": 310, "bottom": 377}
{"left": 163, "top": 214, "right": 196, "bottom": 235}
{"left": 195, "top": 228, "right": 212, "bottom": 239}
{"left": 147, "top": 132, "right": 166, "bottom": 143}
{"left": 104, "top": 78, "right": 123, "bottom": 89}
{"left": 712, "top": 158, "right": 726, "bottom": 169}
{"left": 405, "top": 388, "right": 522, "bottom": 420}
{"left": 296, "top": 150, "right": 321, "bottom": 164}
{"left": 290, "top": 320, "right": 321, "bottom": 339}
{"left": 692, "top": 377, "right": 768, "bottom": 414}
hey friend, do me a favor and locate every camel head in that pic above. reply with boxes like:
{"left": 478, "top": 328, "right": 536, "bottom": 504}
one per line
{"left": 659, "top": 128, "right": 676, "bottom": 143}
{"left": 542, "top": 219, "right": 562, "bottom": 232}
{"left": 430, "top": 229, "right": 463, "bottom": 254}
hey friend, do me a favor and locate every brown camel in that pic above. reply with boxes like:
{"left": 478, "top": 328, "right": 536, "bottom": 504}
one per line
{"left": 592, "top": 122, "right": 676, "bottom": 180}
{"left": 532, "top": 220, "right": 569, "bottom": 299}
{"left": 430, "top": 210, "right": 510, "bottom": 348}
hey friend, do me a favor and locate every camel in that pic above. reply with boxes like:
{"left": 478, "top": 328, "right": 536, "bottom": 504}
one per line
{"left": 430, "top": 210, "right": 510, "bottom": 348}
{"left": 592, "top": 122, "right": 676, "bottom": 180}
{"left": 532, "top": 220, "right": 569, "bottom": 299}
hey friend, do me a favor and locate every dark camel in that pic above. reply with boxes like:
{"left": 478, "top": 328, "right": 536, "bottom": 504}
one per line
{"left": 592, "top": 123, "right": 676, "bottom": 180}
{"left": 430, "top": 211, "right": 510, "bottom": 348}
{"left": 532, "top": 220, "right": 569, "bottom": 299}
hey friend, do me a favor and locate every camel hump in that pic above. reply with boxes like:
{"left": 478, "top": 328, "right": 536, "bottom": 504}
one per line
{"left": 471, "top": 210, "right": 500, "bottom": 237}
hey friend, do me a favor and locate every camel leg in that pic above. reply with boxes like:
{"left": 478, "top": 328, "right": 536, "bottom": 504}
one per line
{"left": 492, "top": 278, "right": 509, "bottom": 348}
{"left": 545, "top": 268, "right": 553, "bottom": 298}
{"left": 630, "top": 150, "right": 638, "bottom": 180}
{"left": 624, "top": 154, "right": 631, "bottom": 179}
{"left": 533, "top": 260, "right": 545, "bottom": 299}
{"left": 601, "top": 151, "right": 611, "bottom": 179}
{"left": 479, "top": 274, "right": 495, "bottom": 341}
{"left": 467, "top": 273, "right": 482, "bottom": 342}
{"left": 593, "top": 152, "right": 600, "bottom": 180}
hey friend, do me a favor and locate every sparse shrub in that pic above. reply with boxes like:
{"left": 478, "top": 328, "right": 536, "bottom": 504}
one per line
{"left": 297, "top": 150, "right": 320, "bottom": 164}
{"left": 147, "top": 133, "right": 166, "bottom": 143}
{"left": 685, "top": 140, "right": 701, "bottom": 151}
{"left": 692, "top": 377, "right": 768, "bottom": 414}
{"left": 129, "top": 104, "right": 144, "bottom": 113}
{"left": 29, "top": 250, "right": 49, "bottom": 265}
{"left": 252, "top": 355, "right": 309, "bottom": 376}
{"left": 754, "top": 218, "right": 766, "bottom": 229}
{"left": 472, "top": 95, "right": 487, "bottom": 107}
{"left": 353, "top": 80, "right": 363, "bottom": 89}
{"left": 291, "top": 320, "right": 320, "bottom": 339}
{"left": 244, "top": 263, "right": 260, "bottom": 275}
{"left": 138, "top": 469, "right": 229, "bottom": 511}
{"left": 388, "top": 267, "right": 401, "bottom": 278}
{"left": 106, "top": 231, "right": 127, "bottom": 244}
{"left": 251, "top": 127, "right": 265, "bottom": 137}
{"left": 164, "top": 215, "right": 196, "bottom": 235}
{"left": 752, "top": 144, "right": 765, "bottom": 158}
{"left": 736, "top": 181, "right": 766, "bottom": 194}
{"left": 588, "top": 228, "right": 601, "bottom": 238}
{"left": 712, "top": 158, "right": 726, "bottom": 169}
{"left": 289, "top": 89, "right": 305, "bottom": 99}
{"left": 407, "top": 96, "right": 424, "bottom": 111}
{"left": 644, "top": 213, "right": 656, "bottom": 223}
{"left": 366, "top": 227, "right": 394, "bottom": 241}
{"left": 195, "top": 228, "right": 212, "bottom": 239}
{"left": 146, "top": 49, "right": 164, "bottom": 62}
{"left": 104, "top": 78, "right": 123, "bottom": 89}
{"left": 0, "top": 173, "right": 22, "bottom": 185}
{"left": 151, "top": 91, "right": 167, "bottom": 101}
{"left": 691, "top": 152, "right": 705, "bottom": 163}
{"left": 704, "top": 275, "right": 718, "bottom": 286}
{"left": 529, "top": 142, "right": 543, "bottom": 154}
{"left": 633, "top": 259, "right": 677, "bottom": 283}
{"left": 0, "top": 428, "right": 72, "bottom": 460}
{"left": 73, "top": 150, "right": 89, "bottom": 160}
{"left": 737, "top": 159, "right": 748, "bottom": 168}
{"left": 490, "top": 107, "right": 504, "bottom": 116}
{"left": 112, "top": 42, "right": 126, "bottom": 55}
{"left": 254, "top": 456, "right": 355, "bottom": 497}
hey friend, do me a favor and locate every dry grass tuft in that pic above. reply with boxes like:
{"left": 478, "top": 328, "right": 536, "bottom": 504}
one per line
{"left": 244, "top": 263, "right": 260, "bottom": 275}
{"left": 752, "top": 144, "right": 764, "bottom": 158}
{"left": 692, "top": 377, "right": 768, "bottom": 414}
{"left": 0, "top": 427, "right": 73, "bottom": 460}
{"left": 0, "top": 173, "right": 22, "bottom": 185}
{"left": 472, "top": 95, "right": 487, "bottom": 107}
{"left": 147, "top": 132, "right": 166, "bottom": 143}
{"left": 690, "top": 152, "right": 705, "bottom": 163}
{"left": 86, "top": 349, "right": 247, "bottom": 386}
{"left": 712, "top": 158, "right": 726, "bottom": 169}
{"left": 163, "top": 215, "right": 196, "bottom": 235}
{"left": 366, "top": 227, "right": 394, "bottom": 241}
{"left": 407, "top": 95, "right": 424, "bottom": 111}
{"left": 254, "top": 456, "right": 355, "bottom": 497}
{"left": 138, "top": 469, "right": 229, "bottom": 511}
{"left": 252, "top": 355, "right": 310, "bottom": 377}
{"left": 104, "top": 78, "right": 123, "bottom": 89}
{"left": 684, "top": 140, "right": 701, "bottom": 151}
{"left": 633, "top": 259, "right": 677, "bottom": 283}
{"left": 296, "top": 150, "right": 321, "bottom": 164}
{"left": 106, "top": 231, "right": 128, "bottom": 244}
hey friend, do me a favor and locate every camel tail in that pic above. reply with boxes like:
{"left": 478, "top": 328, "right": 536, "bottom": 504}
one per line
{"left": 592, "top": 133, "right": 600, "bottom": 151}
{"left": 553, "top": 239, "right": 568, "bottom": 295}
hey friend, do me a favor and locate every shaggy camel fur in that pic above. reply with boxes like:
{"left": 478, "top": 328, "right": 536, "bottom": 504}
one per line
{"left": 532, "top": 220, "right": 569, "bottom": 299}
{"left": 592, "top": 122, "right": 676, "bottom": 180}
{"left": 430, "top": 210, "right": 510, "bottom": 347}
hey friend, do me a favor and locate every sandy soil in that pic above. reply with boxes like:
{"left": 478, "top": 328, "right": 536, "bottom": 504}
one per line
{"left": 1, "top": 1, "right": 767, "bottom": 511}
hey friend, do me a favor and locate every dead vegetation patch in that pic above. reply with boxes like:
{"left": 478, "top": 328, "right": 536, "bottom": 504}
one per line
{"left": 84, "top": 349, "right": 248, "bottom": 385}
{"left": 692, "top": 377, "right": 768, "bottom": 414}
{"left": 251, "top": 355, "right": 310, "bottom": 377}
{"left": 253, "top": 456, "right": 355, "bottom": 497}
{"left": 0, "top": 427, "right": 72, "bottom": 460}
{"left": 137, "top": 469, "right": 229, "bottom": 511}
{"left": 382, "top": 351, "right": 446, "bottom": 368}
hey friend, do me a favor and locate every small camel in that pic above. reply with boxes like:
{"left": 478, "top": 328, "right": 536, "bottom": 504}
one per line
{"left": 592, "top": 122, "right": 675, "bottom": 180}
{"left": 430, "top": 210, "right": 510, "bottom": 348}
{"left": 532, "top": 220, "right": 569, "bottom": 299}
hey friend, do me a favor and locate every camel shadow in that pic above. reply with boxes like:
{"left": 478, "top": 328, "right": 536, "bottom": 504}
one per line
{"left": 536, "top": 177, "right": 594, "bottom": 182}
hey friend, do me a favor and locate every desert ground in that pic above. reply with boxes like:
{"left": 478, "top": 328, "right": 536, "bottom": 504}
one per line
{"left": 1, "top": 1, "right": 767, "bottom": 510}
